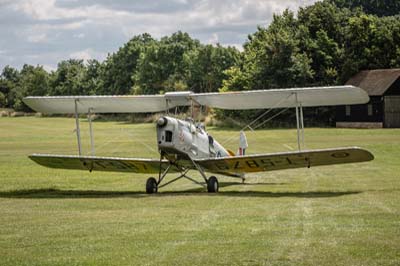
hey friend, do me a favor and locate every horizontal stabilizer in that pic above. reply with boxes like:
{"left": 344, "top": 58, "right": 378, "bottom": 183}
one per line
{"left": 195, "top": 147, "right": 374, "bottom": 175}
{"left": 29, "top": 154, "right": 180, "bottom": 174}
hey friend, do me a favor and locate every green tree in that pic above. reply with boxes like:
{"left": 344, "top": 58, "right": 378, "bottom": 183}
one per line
{"left": 50, "top": 59, "right": 87, "bottom": 95}
{"left": 5, "top": 64, "right": 50, "bottom": 111}
{"left": 132, "top": 42, "right": 167, "bottom": 94}
{"left": 332, "top": 0, "right": 400, "bottom": 17}
{"left": 297, "top": 2, "right": 349, "bottom": 84}
{"left": 0, "top": 66, "right": 20, "bottom": 108}
{"left": 83, "top": 59, "right": 102, "bottom": 95}
{"left": 16, "top": 66, "right": 44, "bottom": 111}
{"left": 100, "top": 33, "right": 155, "bottom": 95}
{"left": 133, "top": 31, "right": 201, "bottom": 94}
{"left": 239, "top": 10, "right": 301, "bottom": 89}
{"left": 19, "top": 65, "right": 49, "bottom": 96}
{"left": 220, "top": 66, "right": 247, "bottom": 92}
{"left": 186, "top": 44, "right": 241, "bottom": 93}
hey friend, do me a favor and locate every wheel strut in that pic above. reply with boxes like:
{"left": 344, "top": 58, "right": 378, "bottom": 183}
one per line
{"left": 145, "top": 158, "right": 220, "bottom": 193}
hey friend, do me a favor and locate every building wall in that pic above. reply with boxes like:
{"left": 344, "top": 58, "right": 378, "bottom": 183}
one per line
{"left": 336, "top": 96, "right": 383, "bottom": 123}
{"left": 384, "top": 96, "right": 400, "bottom": 128}
{"left": 337, "top": 73, "right": 400, "bottom": 128}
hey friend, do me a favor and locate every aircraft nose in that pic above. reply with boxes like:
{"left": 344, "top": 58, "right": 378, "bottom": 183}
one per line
{"left": 157, "top": 117, "right": 168, "bottom": 127}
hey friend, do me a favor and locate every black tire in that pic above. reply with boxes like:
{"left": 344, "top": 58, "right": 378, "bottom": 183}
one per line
{"left": 207, "top": 176, "right": 219, "bottom": 193}
{"left": 146, "top": 177, "right": 158, "bottom": 194}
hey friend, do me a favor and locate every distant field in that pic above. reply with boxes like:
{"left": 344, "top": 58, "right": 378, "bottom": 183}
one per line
{"left": 0, "top": 117, "right": 399, "bottom": 266}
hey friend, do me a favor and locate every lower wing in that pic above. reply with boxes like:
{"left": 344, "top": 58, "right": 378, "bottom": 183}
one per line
{"left": 195, "top": 147, "right": 374, "bottom": 176}
{"left": 29, "top": 154, "right": 181, "bottom": 174}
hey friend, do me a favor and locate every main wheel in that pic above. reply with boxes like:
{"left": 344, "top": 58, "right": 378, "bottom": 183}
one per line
{"left": 146, "top": 177, "right": 158, "bottom": 194}
{"left": 207, "top": 176, "right": 219, "bottom": 193}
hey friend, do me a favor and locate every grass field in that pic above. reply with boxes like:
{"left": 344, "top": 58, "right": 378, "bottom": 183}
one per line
{"left": 0, "top": 117, "right": 399, "bottom": 266}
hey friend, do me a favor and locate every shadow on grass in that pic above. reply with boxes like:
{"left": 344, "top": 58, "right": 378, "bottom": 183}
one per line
{"left": 0, "top": 187, "right": 361, "bottom": 199}
{"left": 219, "top": 181, "right": 288, "bottom": 188}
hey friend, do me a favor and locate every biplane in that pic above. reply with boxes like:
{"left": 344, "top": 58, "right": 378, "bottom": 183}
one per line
{"left": 23, "top": 86, "right": 374, "bottom": 193}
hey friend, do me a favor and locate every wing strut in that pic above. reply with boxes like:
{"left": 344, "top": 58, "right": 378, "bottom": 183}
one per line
{"left": 294, "top": 93, "right": 305, "bottom": 151}
{"left": 74, "top": 101, "right": 96, "bottom": 156}
{"left": 300, "top": 103, "right": 305, "bottom": 149}
{"left": 88, "top": 108, "right": 95, "bottom": 156}
{"left": 74, "top": 99, "right": 82, "bottom": 155}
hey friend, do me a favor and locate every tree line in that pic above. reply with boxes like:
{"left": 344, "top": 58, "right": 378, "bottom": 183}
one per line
{"left": 1, "top": 0, "right": 399, "bottom": 124}
{"left": 0, "top": 32, "right": 241, "bottom": 112}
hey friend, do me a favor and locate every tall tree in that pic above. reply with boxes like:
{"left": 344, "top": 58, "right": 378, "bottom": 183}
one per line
{"left": 0, "top": 66, "right": 19, "bottom": 108}
{"left": 50, "top": 59, "right": 87, "bottom": 96}
{"left": 100, "top": 33, "right": 155, "bottom": 95}
{"left": 12, "top": 65, "right": 49, "bottom": 111}
{"left": 240, "top": 10, "right": 303, "bottom": 89}
{"left": 187, "top": 44, "right": 241, "bottom": 93}
{"left": 83, "top": 59, "right": 102, "bottom": 95}
{"left": 331, "top": 0, "right": 400, "bottom": 17}
{"left": 133, "top": 31, "right": 200, "bottom": 94}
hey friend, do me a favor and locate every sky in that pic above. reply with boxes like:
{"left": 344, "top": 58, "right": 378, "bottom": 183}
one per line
{"left": 0, "top": 0, "right": 318, "bottom": 72}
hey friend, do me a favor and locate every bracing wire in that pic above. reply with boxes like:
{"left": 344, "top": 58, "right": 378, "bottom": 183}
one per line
{"left": 88, "top": 128, "right": 124, "bottom": 155}
{"left": 252, "top": 107, "right": 290, "bottom": 130}
{"left": 121, "top": 128, "right": 159, "bottom": 155}
{"left": 86, "top": 126, "right": 158, "bottom": 157}
{"left": 220, "top": 93, "right": 293, "bottom": 146}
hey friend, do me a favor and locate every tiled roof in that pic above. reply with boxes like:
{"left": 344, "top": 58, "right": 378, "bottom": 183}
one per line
{"left": 346, "top": 69, "right": 400, "bottom": 96}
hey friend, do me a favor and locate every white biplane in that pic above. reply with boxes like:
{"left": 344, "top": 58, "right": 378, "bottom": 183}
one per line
{"left": 23, "top": 86, "right": 374, "bottom": 193}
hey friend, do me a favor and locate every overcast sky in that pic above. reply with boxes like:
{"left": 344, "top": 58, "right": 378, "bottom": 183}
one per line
{"left": 0, "top": 0, "right": 318, "bottom": 71}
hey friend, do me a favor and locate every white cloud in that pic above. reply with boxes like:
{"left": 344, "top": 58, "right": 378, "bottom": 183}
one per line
{"left": 70, "top": 48, "right": 107, "bottom": 62}
{"left": 70, "top": 49, "right": 93, "bottom": 61}
{"left": 12, "top": 0, "right": 131, "bottom": 21}
{"left": 42, "top": 64, "right": 56, "bottom": 72}
{"left": 1, "top": 0, "right": 319, "bottom": 70}
{"left": 27, "top": 33, "right": 47, "bottom": 43}
{"left": 73, "top": 33, "right": 85, "bottom": 39}
{"left": 208, "top": 33, "right": 219, "bottom": 45}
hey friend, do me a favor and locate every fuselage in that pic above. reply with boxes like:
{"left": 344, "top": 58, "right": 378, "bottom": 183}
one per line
{"left": 156, "top": 116, "right": 230, "bottom": 162}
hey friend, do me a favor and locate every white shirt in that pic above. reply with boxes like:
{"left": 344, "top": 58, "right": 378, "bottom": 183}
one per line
{"left": 239, "top": 130, "right": 248, "bottom": 149}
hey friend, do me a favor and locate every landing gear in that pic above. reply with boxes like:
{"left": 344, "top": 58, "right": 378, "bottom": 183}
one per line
{"left": 146, "top": 177, "right": 158, "bottom": 194}
{"left": 207, "top": 176, "right": 219, "bottom": 193}
{"left": 145, "top": 157, "right": 220, "bottom": 193}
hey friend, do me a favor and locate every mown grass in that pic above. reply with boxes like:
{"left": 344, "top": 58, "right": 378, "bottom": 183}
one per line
{"left": 0, "top": 117, "right": 399, "bottom": 266}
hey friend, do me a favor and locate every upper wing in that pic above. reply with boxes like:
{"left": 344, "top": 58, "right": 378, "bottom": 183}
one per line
{"left": 23, "top": 95, "right": 169, "bottom": 114}
{"left": 23, "top": 91, "right": 193, "bottom": 114}
{"left": 23, "top": 86, "right": 368, "bottom": 114}
{"left": 29, "top": 154, "right": 180, "bottom": 174}
{"left": 195, "top": 147, "right": 374, "bottom": 176}
{"left": 192, "top": 86, "right": 369, "bottom": 110}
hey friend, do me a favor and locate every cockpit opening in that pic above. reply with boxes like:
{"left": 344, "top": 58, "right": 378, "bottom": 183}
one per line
{"left": 165, "top": 130, "right": 173, "bottom": 142}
